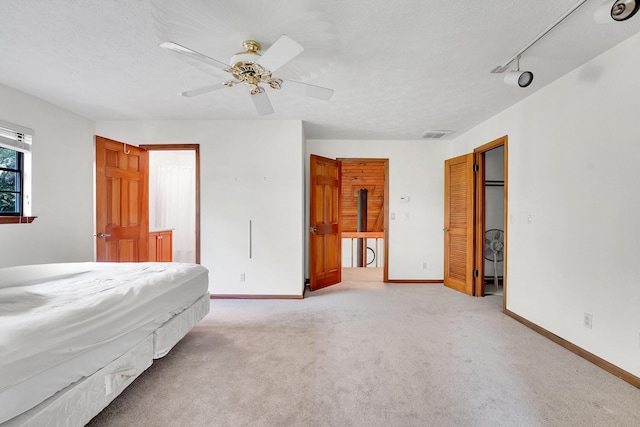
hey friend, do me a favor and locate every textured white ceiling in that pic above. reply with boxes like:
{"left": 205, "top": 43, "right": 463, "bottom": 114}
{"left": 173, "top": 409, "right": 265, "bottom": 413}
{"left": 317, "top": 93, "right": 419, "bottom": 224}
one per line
{"left": 0, "top": 0, "right": 638, "bottom": 140}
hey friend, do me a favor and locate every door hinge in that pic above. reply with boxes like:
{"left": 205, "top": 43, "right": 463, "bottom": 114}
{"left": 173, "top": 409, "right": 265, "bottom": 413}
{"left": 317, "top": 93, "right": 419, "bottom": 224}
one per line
{"left": 473, "top": 164, "right": 479, "bottom": 172}
{"left": 473, "top": 269, "right": 479, "bottom": 277}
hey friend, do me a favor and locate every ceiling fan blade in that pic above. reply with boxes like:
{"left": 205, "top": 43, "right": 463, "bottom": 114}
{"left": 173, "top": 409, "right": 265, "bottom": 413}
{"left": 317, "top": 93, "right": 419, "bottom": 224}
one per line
{"left": 179, "top": 83, "right": 230, "bottom": 97}
{"left": 251, "top": 91, "right": 274, "bottom": 116}
{"left": 282, "top": 80, "right": 334, "bottom": 101}
{"left": 159, "top": 41, "right": 229, "bottom": 71}
{"left": 258, "top": 35, "right": 304, "bottom": 72}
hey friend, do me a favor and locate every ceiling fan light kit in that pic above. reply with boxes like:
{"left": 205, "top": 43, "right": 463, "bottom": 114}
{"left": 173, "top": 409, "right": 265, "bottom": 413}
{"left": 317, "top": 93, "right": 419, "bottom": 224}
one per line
{"left": 160, "top": 34, "right": 333, "bottom": 116}
{"left": 225, "top": 41, "right": 284, "bottom": 96}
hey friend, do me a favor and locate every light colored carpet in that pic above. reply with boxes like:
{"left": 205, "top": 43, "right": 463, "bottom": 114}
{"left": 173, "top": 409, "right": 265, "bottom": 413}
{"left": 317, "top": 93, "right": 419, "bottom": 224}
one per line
{"left": 87, "top": 268, "right": 640, "bottom": 426}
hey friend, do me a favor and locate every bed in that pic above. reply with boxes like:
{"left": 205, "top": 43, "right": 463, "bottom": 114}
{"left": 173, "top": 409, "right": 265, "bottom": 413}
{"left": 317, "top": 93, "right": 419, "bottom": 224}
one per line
{"left": 0, "top": 262, "right": 210, "bottom": 426}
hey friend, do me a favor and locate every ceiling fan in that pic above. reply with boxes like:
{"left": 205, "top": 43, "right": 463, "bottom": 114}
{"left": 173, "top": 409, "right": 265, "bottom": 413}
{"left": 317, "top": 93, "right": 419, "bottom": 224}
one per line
{"left": 159, "top": 35, "right": 334, "bottom": 115}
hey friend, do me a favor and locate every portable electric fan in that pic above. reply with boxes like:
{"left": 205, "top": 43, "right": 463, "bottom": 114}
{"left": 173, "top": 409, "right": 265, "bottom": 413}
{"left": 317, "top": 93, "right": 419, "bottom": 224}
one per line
{"left": 484, "top": 229, "right": 504, "bottom": 293}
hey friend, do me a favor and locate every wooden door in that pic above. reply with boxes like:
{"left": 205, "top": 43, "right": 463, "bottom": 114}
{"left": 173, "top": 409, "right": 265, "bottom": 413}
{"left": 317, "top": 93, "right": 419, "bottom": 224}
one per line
{"left": 96, "top": 136, "right": 149, "bottom": 262}
{"left": 309, "top": 155, "right": 342, "bottom": 291}
{"left": 444, "top": 153, "right": 475, "bottom": 295}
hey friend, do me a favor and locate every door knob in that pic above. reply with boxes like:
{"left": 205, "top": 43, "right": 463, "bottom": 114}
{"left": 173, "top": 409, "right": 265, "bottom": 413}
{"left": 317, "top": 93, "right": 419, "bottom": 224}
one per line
{"left": 97, "top": 233, "right": 112, "bottom": 238}
{"left": 310, "top": 225, "right": 318, "bottom": 233}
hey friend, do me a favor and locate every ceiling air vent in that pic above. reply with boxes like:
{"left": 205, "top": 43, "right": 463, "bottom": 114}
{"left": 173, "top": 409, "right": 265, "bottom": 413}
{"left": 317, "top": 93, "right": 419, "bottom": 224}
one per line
{"left": 421, "top": 130, "right": 452, "bottom": 139}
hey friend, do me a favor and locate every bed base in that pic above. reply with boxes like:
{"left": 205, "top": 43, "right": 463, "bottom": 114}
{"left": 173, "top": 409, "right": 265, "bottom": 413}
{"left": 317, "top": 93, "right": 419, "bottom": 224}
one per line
{"left": 2, "top": 294, "right": 210, "bottom": 427}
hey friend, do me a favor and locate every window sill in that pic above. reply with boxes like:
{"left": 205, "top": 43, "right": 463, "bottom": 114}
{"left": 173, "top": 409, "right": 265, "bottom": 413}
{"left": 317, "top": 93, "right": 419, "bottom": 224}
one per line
{"left": 0, "top": 216, "right": 37, "bottom": 224}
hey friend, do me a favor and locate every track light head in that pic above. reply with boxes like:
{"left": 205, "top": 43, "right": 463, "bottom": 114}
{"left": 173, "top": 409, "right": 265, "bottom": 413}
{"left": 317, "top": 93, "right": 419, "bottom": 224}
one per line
{"left": 504, "top": 70, "right": 534, "bottom": 88}
{"left": 595, "top": 0, "right": 639, "bottom": 23}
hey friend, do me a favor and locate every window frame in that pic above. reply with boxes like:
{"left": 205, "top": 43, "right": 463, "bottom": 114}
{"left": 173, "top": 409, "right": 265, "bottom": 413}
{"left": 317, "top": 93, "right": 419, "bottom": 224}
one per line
{"left": 0, "top": 147, "right": 24, "bottom": 216}
{"left": 0, "top": 120, "right": 35, "bottom": 224}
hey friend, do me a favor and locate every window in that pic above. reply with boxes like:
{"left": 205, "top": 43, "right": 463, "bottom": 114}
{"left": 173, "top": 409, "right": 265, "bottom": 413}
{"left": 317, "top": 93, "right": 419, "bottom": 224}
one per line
{"left": 0, "top": 147, "right": 23, "bottom": 214}
{"left": 0, "top": 121, "right": 33, "bottom": 224}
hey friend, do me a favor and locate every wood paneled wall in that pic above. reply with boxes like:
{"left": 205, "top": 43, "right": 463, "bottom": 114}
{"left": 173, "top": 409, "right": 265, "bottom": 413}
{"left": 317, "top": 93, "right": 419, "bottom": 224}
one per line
{"left": 341, "top": 160, "right": 385, "bottom": 232}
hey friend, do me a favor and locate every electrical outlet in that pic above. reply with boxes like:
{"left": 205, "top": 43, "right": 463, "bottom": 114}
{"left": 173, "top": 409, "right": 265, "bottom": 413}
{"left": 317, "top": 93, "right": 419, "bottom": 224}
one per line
{"left": 240, "top": 273, "right": 245, "bottom": 282}
{"left": 583, "top": 313, "right": 593, "bottom": 329}
{"left": 422, "top": 262, "right": 428, "bottom": 269}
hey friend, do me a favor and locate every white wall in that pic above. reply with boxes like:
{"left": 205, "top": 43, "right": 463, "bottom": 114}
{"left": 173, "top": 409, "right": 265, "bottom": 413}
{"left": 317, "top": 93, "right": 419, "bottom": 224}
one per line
{"left": 96, "top": 120, "right": 305, "bottom": 296}
{"left": 306, "top": 139, "right": 452, "bottom": 280}
{"left": 0, "top": 84, "right": 95, "bottom": 267}
{"left": 450, "top": 32, "right": 640, "bottom": 377}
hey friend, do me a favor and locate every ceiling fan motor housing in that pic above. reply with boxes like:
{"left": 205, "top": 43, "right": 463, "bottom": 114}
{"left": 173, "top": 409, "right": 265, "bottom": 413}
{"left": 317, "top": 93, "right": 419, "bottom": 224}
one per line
{"left": 230, "top": 40, "right": 261, "bottom": 68}
{"left": 226, "top": 40, "right": 283, "bottom": 94}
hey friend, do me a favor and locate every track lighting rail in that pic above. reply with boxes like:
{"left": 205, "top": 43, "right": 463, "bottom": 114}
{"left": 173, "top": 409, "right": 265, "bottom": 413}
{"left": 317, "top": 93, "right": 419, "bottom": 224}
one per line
{"left": 491, "top": 0, "right": 589, "bottom": 74}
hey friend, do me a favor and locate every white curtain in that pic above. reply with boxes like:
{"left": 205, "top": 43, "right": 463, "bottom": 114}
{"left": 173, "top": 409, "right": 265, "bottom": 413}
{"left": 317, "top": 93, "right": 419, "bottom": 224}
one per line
{"left": 149, "top": 151, "right": 196, "bottom": 263}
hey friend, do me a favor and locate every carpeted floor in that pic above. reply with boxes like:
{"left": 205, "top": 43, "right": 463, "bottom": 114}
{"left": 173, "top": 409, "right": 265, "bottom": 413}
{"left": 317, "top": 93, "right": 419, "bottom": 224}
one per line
{"left": 87, "top": 268, "right": 640, "bottom": 426}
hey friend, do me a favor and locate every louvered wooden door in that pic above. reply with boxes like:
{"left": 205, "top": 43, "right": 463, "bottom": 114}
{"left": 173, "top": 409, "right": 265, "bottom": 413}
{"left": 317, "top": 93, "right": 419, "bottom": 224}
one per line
{"left": 96, "top": 136, "right": 149, "bottom": 262}
{"left": 444, "top": 153, "right": 475, "bottom": 295}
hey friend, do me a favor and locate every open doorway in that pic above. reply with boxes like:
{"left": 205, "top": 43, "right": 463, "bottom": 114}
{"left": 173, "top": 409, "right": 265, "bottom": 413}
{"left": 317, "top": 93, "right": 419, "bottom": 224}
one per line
{"left": 480, "top": 146, "right": 505, "bottom": 297}
{"left": 140, "top": 144, "right": 200, "bottom": 264}
{"left": 339, "top": 159, "right": 388, "bottom": 282}
{"left": 474, "top": 136, "right": 507, "bottom": 306}
{"left": 308, "top": 155, "right": 388, "bottom": 291}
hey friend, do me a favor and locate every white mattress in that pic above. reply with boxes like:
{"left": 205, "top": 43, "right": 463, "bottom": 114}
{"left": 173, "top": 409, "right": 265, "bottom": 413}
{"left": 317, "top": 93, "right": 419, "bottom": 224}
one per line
{"left": 0, "top": 262, "right": 209, "bottom": 425}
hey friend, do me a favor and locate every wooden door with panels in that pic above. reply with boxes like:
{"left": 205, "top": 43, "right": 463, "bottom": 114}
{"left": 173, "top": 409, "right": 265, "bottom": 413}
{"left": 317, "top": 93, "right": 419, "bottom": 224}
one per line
{"left": 95, "top": 136, "right": 149, "bottom": 262}
{"left": 309, "top": 154, "right": 342, "bottom": 291}
{"left": 443, "top": 153, "right": 475, "bottom": 295}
